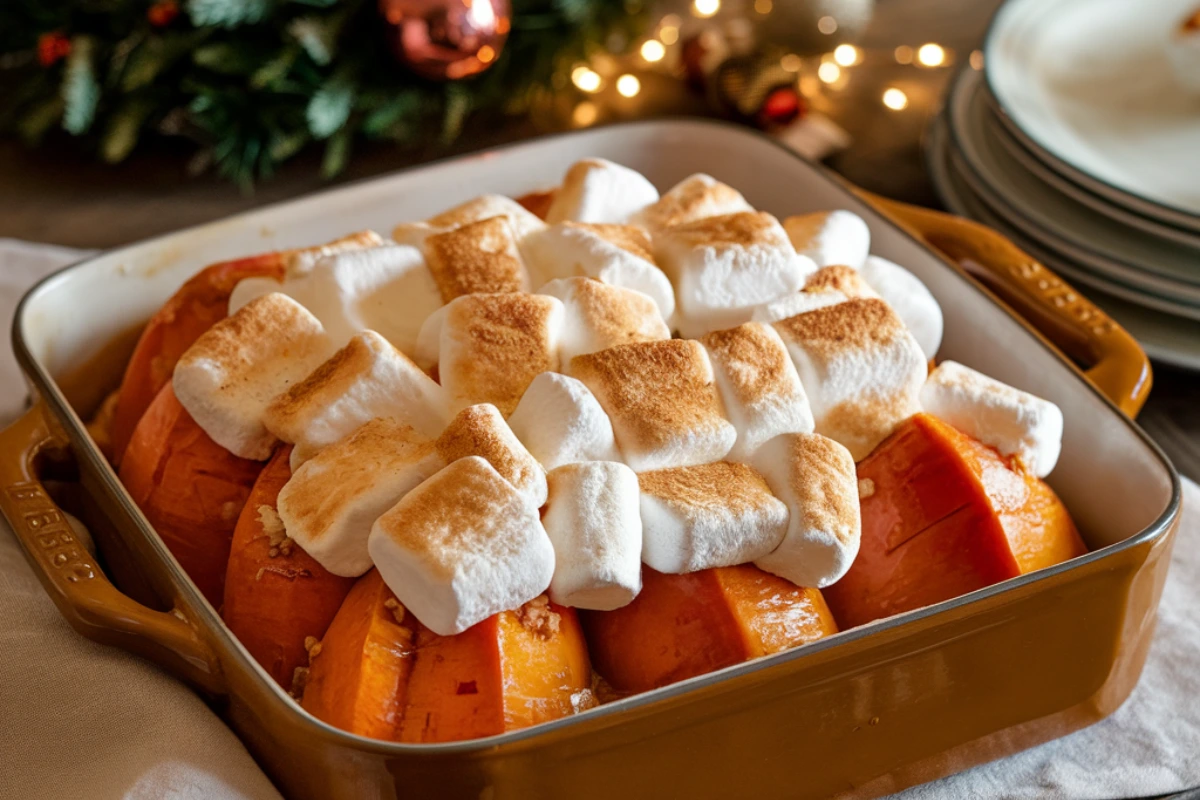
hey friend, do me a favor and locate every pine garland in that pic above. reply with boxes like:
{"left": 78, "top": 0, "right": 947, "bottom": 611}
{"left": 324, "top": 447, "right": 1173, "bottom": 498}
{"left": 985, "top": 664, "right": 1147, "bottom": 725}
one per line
{"left": 0, "top": 0, "right": 642, "bottom": 189}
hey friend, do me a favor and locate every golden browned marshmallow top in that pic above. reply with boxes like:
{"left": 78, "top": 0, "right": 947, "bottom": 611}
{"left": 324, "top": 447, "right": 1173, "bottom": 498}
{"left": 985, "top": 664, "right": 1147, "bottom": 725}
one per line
{"left": 638, "top": 173, "right": 753, "bottom": 230}
{"left": 564, "top": 222, "right": 657, "bottom": 264}
{"left": 424, "top": 215, "right": 529, "bottom": 302}
{"left": 804, "top": 265, "right": 878, "bottom": 298}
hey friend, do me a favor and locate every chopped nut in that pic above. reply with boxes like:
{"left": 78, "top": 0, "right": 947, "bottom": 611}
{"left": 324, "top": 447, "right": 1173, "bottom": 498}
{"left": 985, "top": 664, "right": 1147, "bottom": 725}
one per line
{"left": 290, "top": 666, "right": 310, "bottom": 699}
{"left": 304, "top": 635, "right": 322, "bottom": 659}
{"left": 858, "top": 478, "right": 875, "bottom": 499}
{"left": 257, "top": 505, "right": 293, "bottom": 556}
{"left": 516, "top": 595, "right": 561, "bottom": 640}
{"left": 383, "top": 597, "right": 406, "bottom": 626}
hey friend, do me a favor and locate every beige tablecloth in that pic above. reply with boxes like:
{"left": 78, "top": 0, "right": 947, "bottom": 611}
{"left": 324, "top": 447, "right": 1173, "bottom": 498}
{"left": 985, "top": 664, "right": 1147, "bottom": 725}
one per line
{"left": 1, "top": 240, "right": 1195, "bottom": 799}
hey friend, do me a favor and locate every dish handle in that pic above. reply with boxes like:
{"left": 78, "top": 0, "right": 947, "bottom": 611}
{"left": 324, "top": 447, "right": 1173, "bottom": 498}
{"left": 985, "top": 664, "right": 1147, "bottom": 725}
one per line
{"left": 0, "top": 403, "right": 225, "bottom": 695}
{"left": 862, "top": 192, "right": 1152, "bottom": 417}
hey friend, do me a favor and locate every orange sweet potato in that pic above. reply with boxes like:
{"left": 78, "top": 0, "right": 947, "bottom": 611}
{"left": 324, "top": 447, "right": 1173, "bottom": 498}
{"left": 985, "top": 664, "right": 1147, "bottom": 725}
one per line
{"left": 823, "top": 412, "right": 1087, "bottom": 630}
{"left": 110, "top": 253, "right": 285, "bottom": 467}
{"left": 302, "top": 571, "right": 593, "bottom": 744}
{"left": 399, "top": 597, "right": 592, "bottom": 743}
{"left": 118, "top": 383, "right": 264, "bottom": 606}
{"left": 581, "top": 564, "right": 838, "bottom": 694}
{"left": 222, "top": 445, "right": 356, "bottom": 688}
{"left": 301, "top": 569, "right": 415, "bottom": 741}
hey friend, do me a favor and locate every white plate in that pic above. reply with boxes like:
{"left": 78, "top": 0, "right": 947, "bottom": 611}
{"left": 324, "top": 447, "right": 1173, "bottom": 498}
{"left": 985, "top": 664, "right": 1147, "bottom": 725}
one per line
{"left": 946, "top": 70, "right": 1200, "bottom": 308}
{"left": 985, "top": 0, "right": 1200, "bottom": 229}
{"left": 927, "top": 115, "right": 1200, "bottom": 371}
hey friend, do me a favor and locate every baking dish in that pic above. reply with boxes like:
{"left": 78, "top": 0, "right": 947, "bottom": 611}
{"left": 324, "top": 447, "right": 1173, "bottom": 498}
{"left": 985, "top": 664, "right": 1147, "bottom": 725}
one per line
{"left": 1, "top": 119, "right": 1179, "bottom": 799}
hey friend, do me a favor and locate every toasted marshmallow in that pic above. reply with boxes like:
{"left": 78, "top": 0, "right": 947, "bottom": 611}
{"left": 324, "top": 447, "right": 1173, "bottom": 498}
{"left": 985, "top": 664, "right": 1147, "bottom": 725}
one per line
{"left": 283, "top": 230, "right": 387, "bottom": 277}
{"left": 393, "top": 194, "right": 546, "bottom": 254}
{"left": 656, "top": 212, "right": 814, "bottom": 338}
{"left": 783, "top": 210, "right": 871, "bottom": 270}
{"left": 701, "top": 323, "right": 814, "bottom": 462}
{"left": 859, "top": 255, "right": 943, "bottom": 359}
{"left": 751, "top": 288, "right": 848, "bottom": 324}
{"left": 638, "top": 461, "right": 788, "bottom": 573}
{"left": 413, "top": 303, "right": 449, "bottom": 372}
{"left": 804, "top": 265, "right": 879, "bottom": 299}
{"left": 751, "top": 432, "right": 860, "bottom": 588}
{"left": 543, "top": 462, "right": 642, "bottom": 610}
{"left": 263, "top": 330, "right": 448, "bottom": 468}
{"left": 173, "top": 294, "right": 335, "bottom": 460}
{"left": 539, "top": 277, "right": 670, "bottom": 363}
{"left": 546, "top": 158, "right": 660, "bottom": 225}
{"left": 423, "top": 216, "right": 530, "bottom": 301}
{"left": 507, "top": 372, "right": 621, "bottom": 470}
{"left": 230, "top": 245, "right": 441, "bottom": 356}
{"left": 368, "top": 456, "right": 555, "bottom": 636}
{"left": 277, "top": 418, "right": 440, "bottom": 577}
{"left": 920, "top": 361, "right": 1063, "bottom": 477}
{"left": 435, "top": 404, "right": 547, "bottom": 509}
{"left": 523, "top": 222, "right": 676, "bottom": 320}
{"left": 773, "top": 298, "right": 925, "bottom": 461}
{"left": 637, "top": 173, "right": 754, "bottom": 231}
{"left": 571, "top": 339, "right": 736, "bottom": 472}
{"left": 436, "top": 293, "right": 565, "bottom": 416}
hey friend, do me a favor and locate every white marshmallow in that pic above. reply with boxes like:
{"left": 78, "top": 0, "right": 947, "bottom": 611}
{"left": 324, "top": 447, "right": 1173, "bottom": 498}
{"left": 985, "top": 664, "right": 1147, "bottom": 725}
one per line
{"left": 435, "top": 404, "right": 548, "bottom": 510}
{"left": 282, "top": 230, "right": 387, "bottom": 277}
{"left": 655, "top": 212, "right": 813, "bottom": 338}
{"left": 773, "top": 298, "right": 926, "bottom": 461}
{"left": 230, "top": 245, "right": 442, "bottom": 356}
{"left": 701, "top": 322, "right": 815, "bottom": 462}
{"left": 507, "top": 372, "right": 621, "bottom": 470}
{"left": 413, "top": 303, "right": 448, "bottom": 372}
{"left": 539, "top": 277, "right": 669, "bottom": 363}
{"left": 859, "top": 255, "right": 944, "bottom": 359}
{"left": 368, "top": 456, "right": 556, "bottom": 636}
{"left": 277, "top": 418, "right": 440, "bottom": 577}
{"left": 436, "top": 293, "right": 564, "bottom": 416}
{"left": 542, "top": 462, "right": 642, "bottom": 610}
{"left": 783, "top": 210, "right": 871, "bottom": 270}
{"left": 523, "top": 222, "right": 676, "bottom": 320}
{"left": 546, "top": 158, "right": 660, "bottom": 225}
{"left": 263, "top": 330, "right": 448, "bottom": 468}
{"left": 393, "top": 194, "right": 546, "bottom": 263}
{"left": 751, "top": 288, "right": 848, "bottom": 324}
{"left": 920, "top": 361, "right": 1063, "bottom": 477}
{"left": 571, "top": 339, "right": 736, "bottom": 472}
{"left": 638, "top": 461, "right": 789, "bottom": 574}
{"left": 751, "top": 432, "right": 861, "bottom": 589}
{"left": 173, "top": 293, "right": 335, "bottom": 460}
{"left": 422, "top": 215, "right": 531, "bottom": 301}
{"left": 637, "top": 173, "right": 754, "bottom": 231}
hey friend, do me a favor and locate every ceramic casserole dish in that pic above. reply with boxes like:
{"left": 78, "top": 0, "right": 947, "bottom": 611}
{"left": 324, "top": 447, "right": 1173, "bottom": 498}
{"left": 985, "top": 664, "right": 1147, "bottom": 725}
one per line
{"left": 1, "top": 120, "right": 1180, "bottom": 799}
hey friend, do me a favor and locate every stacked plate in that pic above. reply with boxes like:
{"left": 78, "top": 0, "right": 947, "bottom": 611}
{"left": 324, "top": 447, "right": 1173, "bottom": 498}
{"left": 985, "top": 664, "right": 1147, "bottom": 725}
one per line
{"left": 926, "top": 0, "right": 1200, "bottom": 370}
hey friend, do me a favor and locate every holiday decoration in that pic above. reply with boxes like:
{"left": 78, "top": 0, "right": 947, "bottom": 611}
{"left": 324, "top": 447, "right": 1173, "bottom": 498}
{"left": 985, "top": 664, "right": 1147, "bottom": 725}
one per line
{"left": 380, "top": 0, "right": 511, "bottom": 81}
{"left": 753, "top": 0, "right": 875, "bottom": 53}
{"left": 0, "top": 0, "right": 641, "bottom": 187}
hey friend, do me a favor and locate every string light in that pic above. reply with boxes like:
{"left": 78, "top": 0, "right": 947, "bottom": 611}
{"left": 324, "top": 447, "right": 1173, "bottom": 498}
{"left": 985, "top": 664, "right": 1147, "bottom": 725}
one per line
{"left": 571, "top": 65, "right": 603, "bottom": 92}
{"left": 617, "top": 73, "right": 641, "bottom": 97}
{"left": 894, "top": 45, "right": 913, "bottom": 64}
{"left": 833, "top": 44, "right": 860, "bottom": 66}
{"left": 917, "top": 43, "right": 946, "bottom": 67}
{"left": 659, "top": 25, "right": 679, "bottom": 45}
{"left": 573, "top": 101, "right": 598, "bottom": 126}
{"left": 661, "top": 13, "right": 681, "bottom": 27}
{"left": 641, "top": 39, "right": 666, "bottom": 62}
{"left": 780, "top": 53, "right": 802, "bottom": 72}
{"left": 882, "top": 87, "right": 909, "bottom": 110}
{"left": 970, "top": 50, "right": 984, "bottom": 70}
{"left": 478, "top": 45, "right": 496, "bottom": 64}
{"left": 817, "top": 15, "right": 838, "bottom": 34}
{"left": 818, "top": 62, "right": 841, "bottom": 84}
{"left": 754, "top": 0, "right": 773, "bottom": 13}
{"left": 693, "top": 0, "right": 720, "bottom": 18}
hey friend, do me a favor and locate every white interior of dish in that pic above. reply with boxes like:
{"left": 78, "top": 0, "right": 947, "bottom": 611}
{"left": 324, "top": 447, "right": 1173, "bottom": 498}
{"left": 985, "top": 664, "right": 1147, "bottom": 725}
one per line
{"left": 18, "top": 120, "right": 1174, "bottom": 555}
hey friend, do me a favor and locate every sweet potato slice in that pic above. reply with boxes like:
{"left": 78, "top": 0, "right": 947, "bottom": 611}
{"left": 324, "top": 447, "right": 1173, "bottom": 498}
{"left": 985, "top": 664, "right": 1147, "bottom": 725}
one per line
{"left": 581, "top": 564, "right": 837, "bottom": 694}
{"left": 119, "top": 383, "right": 264, "bottom": 606}
{"left": 110, "top": 253, "right": 286, "bottom": 467}
{"left": 823, "top": 412, "right": 1086, "bottom": 630}
{"left": 223, "top": 445, "right": 356, "bottom": 688}
{"left": 399, "top": 597, "right": 592, "bottom": 743}
{"left": 301, "top": 569, "right": 416, "bottom": 741}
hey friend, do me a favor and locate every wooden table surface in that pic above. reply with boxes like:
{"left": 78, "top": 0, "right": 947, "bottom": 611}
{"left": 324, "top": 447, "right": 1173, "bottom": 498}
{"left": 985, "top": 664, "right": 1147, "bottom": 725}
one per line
{"left": 0, "top": 0, "right": 1195, "bottom": 480}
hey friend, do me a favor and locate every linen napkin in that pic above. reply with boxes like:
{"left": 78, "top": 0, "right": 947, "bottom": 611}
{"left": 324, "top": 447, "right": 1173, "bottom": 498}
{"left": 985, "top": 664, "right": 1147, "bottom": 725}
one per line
{"left": 0, "top": 239, "right": 1195, "bottom": 799}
